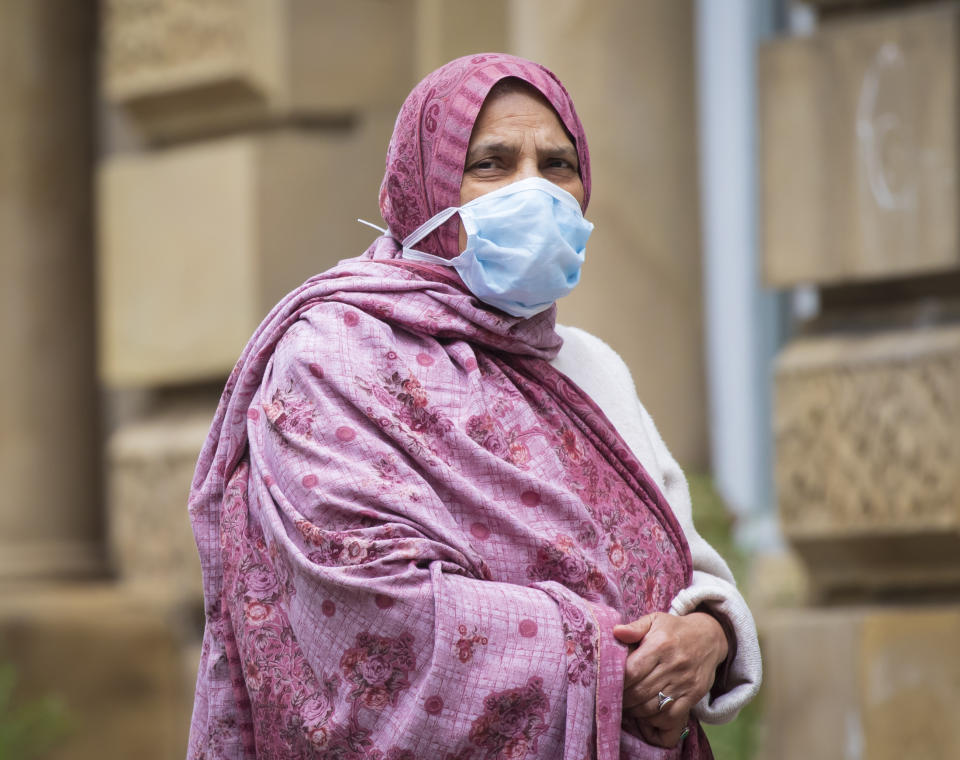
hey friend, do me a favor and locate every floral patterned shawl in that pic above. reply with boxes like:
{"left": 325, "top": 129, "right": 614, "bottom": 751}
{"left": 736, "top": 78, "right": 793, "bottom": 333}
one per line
{"left": 188, "top": 54, "right": 707, "bottom": 759}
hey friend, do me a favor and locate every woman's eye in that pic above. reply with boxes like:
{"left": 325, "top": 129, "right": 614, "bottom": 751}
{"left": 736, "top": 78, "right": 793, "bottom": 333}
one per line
{"left": 472, "top": 159, "right": 497, "bottom": 170}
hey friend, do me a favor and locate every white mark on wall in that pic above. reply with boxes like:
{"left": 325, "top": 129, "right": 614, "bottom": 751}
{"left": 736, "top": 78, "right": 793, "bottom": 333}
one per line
{"left": 856, "top": 42, "right": 916, "bottom": 212}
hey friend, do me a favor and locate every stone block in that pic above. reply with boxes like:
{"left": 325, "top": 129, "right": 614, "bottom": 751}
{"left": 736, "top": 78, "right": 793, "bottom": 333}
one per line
{"left": 97, "top": 113, "right": 393, "bottom": 386}
{"left": 759, "top": 605, "right": 960, "bottom": 760}
{"left": 774, "top": 323, "right": 960, "bottom": 595}
{"left": 0, "top": 583, "right": 198, "bottom": 760}
{"left": 759, "top": 3, "right": 960, "bottom": 286}
{"left": 107, "top": 396, "right": 216, "bottom": 600}
{"left": 101, "top": 0, "right": 415, "bottom": 141}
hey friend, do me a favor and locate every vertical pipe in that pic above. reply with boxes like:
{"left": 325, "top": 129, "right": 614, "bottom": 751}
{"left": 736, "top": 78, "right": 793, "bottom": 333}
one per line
{"left": 695, "top": 0, "right": 783, "bottom": 549}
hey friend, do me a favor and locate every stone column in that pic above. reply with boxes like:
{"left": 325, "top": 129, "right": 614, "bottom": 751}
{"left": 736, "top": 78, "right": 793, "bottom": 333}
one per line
{"left": 759, "top": 3, "right": 960, "bottom": 758}
{"left": 0, "top": 0, "right": 102, "bottom": 580}
{"left": 511, "top": 0, "right": 708, "bottom": 466}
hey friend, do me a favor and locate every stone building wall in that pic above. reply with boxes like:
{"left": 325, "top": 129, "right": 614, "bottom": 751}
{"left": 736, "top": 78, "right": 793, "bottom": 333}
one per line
{"left": 759, "top": 2, "right": 960, "bottom": 758}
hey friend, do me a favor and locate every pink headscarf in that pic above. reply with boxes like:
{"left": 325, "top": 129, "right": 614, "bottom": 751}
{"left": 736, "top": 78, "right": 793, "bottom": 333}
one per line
{"left": 187, "top": 54, "right": 705, "bottom": 760}
{"left": 379, "top": 52, "right": 591, "bottom": 259}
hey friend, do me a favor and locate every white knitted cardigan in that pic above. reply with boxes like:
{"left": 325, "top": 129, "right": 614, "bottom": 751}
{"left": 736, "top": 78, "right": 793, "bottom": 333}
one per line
{"left": 551, "top": 324, "right": 762, "bottom": 725}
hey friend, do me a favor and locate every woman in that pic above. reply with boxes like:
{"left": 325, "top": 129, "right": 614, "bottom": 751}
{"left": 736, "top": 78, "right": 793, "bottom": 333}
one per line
{"left": 188, "top": 53, "right": 760, "bottom": 759}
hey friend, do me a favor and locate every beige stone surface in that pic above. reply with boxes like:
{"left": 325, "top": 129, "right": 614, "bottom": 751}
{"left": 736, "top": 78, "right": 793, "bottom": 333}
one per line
{"left": 759, "top": 605, "right": 960, "bottom": 760}
{"left": 0, "top": 583, "right": 197, "bottom": 760}
{"left": 97, "top": 112, "right": 393, "bottom": 386}
{"left": 101, "top": 0, "right": 415, "bottom": 141}
{"left": 414, "top": 0, "right": 509, "bottom": 78}
{"left": 745, "top": 548, "right": 811, "bottom": 614}
{"left": 759, "top": 606, "right": 860, "bottom": 760}
{"left": 0, "top": 0, "right": 103, "bottom": 579}
{"left": 774, "top": 323, "right": 960, "bottom": 594}
{"left": 512, "top": 0, "right": 708, "bottom": 466}
{"left": 760, "top": 3, "right": 960, "bottom": 286}
{"left": 859, "top": 608, "right": 960, "bottom": 760}
{"left": 108, "top": 396, "right": 217, "bottom": 600}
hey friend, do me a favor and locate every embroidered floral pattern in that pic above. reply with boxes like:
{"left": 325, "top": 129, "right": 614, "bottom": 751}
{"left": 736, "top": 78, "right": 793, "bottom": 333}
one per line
{"left": 556, "top": 599, "right": 597, "bottom": 686}
{"left": 455, "top": 624, "right": 489, "bottom": 663}
{"left": 527, "top": 539, "right": 606, "bottom": 600}
{"left": 356, "top": 371, "right": 454, "bottom": 462}
{"left": 468, "top": 678, "right": 550, "bottom": 759}
{"left": 340, "top": 631, "right": 416, "bottom": 709}
{"left": 372, "top": 454, "right": 402, "bottom": 483}
{"left": 295, "top": 521, "right": 389, "bottom": 567}
{"left": 262, "top": 385, "right": 316, "bottom": 440}
{"left": 465, "top": 412, "right": 537, "bottom": 468}
{"left": 466, "top": 413, "right": 507, "bottom": 456}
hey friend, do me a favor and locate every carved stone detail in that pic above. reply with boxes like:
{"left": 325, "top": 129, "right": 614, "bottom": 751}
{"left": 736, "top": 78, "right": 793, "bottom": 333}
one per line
{"left": 107, "top": 399, "right": 214, "bottom": 601}
{"left": 774, "top": 324, "right": 960, "bottom": 593}
{"left": 776, "top": 326, "right": 960, "bottom": 533}
{"left": 102, "top": 0, "right": 248, "bottom": 100}
{"left": 100, "top": 0, "right": 415, "bottom": 140}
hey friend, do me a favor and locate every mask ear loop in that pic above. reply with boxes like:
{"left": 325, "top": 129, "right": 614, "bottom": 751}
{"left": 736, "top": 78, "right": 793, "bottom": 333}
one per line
{"left": 400, "top": 206, "right": 463, "bottom": 262}
{"left": 357, "top": 218, "right": 389, "bottom": 235}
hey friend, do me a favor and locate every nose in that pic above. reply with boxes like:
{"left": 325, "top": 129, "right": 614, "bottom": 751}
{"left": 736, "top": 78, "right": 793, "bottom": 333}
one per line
{"left": 515, "top": 156, "right": 544, "bottom": 182}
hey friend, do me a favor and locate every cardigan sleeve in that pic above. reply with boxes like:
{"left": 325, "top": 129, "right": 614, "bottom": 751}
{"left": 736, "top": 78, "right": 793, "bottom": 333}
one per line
{"left": 550, "top": 324, "right": 762, "bottom": 724}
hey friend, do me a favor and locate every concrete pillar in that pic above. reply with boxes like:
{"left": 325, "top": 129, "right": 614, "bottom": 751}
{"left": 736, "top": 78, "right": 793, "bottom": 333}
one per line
{"left": 510, "top": 0, "right": 708, "bottom": 467}
{"left": 0, "top": 0, "right": 102, "bottom": 580}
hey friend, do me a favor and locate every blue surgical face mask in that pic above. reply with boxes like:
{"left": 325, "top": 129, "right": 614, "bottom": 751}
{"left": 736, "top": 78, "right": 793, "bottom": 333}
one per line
{"left": 399, "top": 177, "right": 594, "bottom": 319}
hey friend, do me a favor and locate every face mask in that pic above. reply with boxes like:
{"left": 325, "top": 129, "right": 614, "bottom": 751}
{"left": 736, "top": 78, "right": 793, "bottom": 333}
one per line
{"left": 399, "top": 177, "right": 594, "bottom": 318}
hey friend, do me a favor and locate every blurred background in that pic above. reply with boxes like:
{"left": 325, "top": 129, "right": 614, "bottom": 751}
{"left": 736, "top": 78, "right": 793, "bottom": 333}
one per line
{"left": 2, "top": 0, "right": 959, "bottom": 758}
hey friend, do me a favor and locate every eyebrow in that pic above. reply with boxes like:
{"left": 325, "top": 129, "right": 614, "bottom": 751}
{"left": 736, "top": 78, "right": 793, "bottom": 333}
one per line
{"left": 465, "top": 139, "right": 578, "bottom": 166}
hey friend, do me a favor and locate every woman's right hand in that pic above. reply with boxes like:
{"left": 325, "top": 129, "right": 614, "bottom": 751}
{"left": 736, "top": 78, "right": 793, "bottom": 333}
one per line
{"left": 615, "top": 610, "right": 726, "bottom": 747}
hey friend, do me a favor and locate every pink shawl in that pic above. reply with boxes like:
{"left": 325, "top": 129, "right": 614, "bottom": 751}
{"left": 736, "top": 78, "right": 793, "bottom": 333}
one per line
{"left": 188, "top": 54, "right": 706, "bottom": 760}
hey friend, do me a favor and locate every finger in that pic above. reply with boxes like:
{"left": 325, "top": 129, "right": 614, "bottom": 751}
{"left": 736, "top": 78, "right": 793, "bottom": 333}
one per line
{"left": 627, "top": 680, "right": 697, "bottom": 721}
{"left": 633, "top": 701, "right": 689, "bottom": 730}
{"left": 613, "top": 613, "right": 656, "bottom": 645}
{"left": 622, "top": 656, "right": 678, "bottom": 711}
{"left": 622, "top": 641, "right": 665, "bottom": 689}
{"left": 636, "top": 658, "right": 714, "bottom": 709}
{"left": 634, "top": 714, "right": 690, "bottom": 749}
{"left": 623, "top": 676, "right": 683, "bottom": 716}
{"left": 658, "top": 722, "right": 690, "bottom": 748}
{"left": 637, "top": 721, "right": 660, "bottom": 747}
{"left": 627, "top": 689, "right": 688, "bottom": 723}
{"left": 627, "top": 644, "right": 715, "bottom": 707}
{"left": 636, "top": 720, "right": 667, "bottom": 748}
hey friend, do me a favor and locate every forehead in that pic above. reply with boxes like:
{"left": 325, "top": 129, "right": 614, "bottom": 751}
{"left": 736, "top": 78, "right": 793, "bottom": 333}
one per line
{"left": 469, "top": 88, "right": 574, "bottom": 147}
